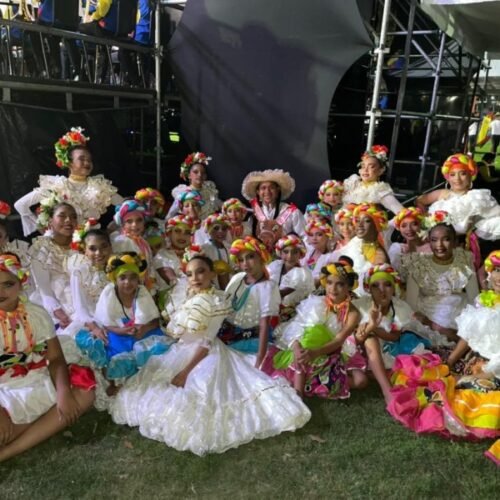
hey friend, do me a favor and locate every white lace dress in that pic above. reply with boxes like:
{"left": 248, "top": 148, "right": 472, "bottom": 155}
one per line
{"left": 167, "top": 181, "right": 222, "bottom": 220}
{"left": 342, "top": 175, "right": 403, "bottom": 214}
{"left": 428, "top": 189, "right": 500, "bottom": 239}
{"left": 14, "top": 175, "right": 122, "bottom": 236}
{"left": 404, "top": 248, "right": 479, "bottom": 329}
{"left": 109, "top": 289, "right": 311, "bottom": 456}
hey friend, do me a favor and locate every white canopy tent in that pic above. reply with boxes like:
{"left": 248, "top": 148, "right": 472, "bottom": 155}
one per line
{"left": 420, "top": 0, "right": 500, "bottom": 58}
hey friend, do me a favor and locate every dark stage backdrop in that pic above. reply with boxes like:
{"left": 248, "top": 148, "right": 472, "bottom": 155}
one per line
{"left": 168, "top": 0, "right": 373, "bottom": 207}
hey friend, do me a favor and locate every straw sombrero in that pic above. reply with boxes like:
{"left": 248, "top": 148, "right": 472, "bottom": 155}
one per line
{"left": 241, "top": 169, "right": 296, "bottom": 201}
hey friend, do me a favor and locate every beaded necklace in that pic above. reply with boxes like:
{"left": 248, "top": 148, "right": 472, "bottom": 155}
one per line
{"left": 231, "top": 274, "right": 265, "bottom": 312}
{"left": 0, "top": 302, "right": 33, "bottom": 353}
{"left": 325, "top": 295, "right": 351, "bottom": 325}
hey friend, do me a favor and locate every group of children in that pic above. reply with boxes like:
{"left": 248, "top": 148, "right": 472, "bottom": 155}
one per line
{"left": 0, "top": 127, "right": 499, "bottom": 464}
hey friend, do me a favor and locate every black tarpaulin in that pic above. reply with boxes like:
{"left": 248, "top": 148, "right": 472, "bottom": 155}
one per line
{"left": 168, "top": 0, "right": 373, "bottom": 206}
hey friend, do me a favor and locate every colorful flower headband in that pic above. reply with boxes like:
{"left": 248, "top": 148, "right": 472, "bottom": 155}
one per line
{"left": 318, "top": 180, "right": 344, "bottom": 202}
{"left": 176, "top": 188, "right": 205, "bottom": 206}
{"left": 106, "top": 252, "right": 147, "bottom": 282}
{"left": 134, "top": 188, "right": 166, "bottom": 217}
{"left": 421, "top": 210, "right": 452, "bottom": 233}
{"left": 54, "top": 127, "right": 89, "bottom": 169}
{"left": 334, "top": 207, "right": 354, "bottom": 225}
{"left": 305, "top": 202, "right": 332, "bottom": 223}
{"left": 275, "top": 234, "right": 306, "bottom": 257}
{"left": 36, "top": 191, "right": 68, "bottom": 230}
{"left": 361, "top": 144, "right": 389, "bottom": 166}
{"left": 352, "top": 203, "right": 388, "bottom": 232}
{"left": 181, "top": 244, "right": 205, "bottom": 272}
{"left": 180, "top": 152, "right": 211, "bottom": 181}
{"left": 114, "top": 199, "right": 147, "bottom": 227}
{"left": 165, "top": 214, "right": 196, "bottom": 234}
{"left": 71, "top": 218, "right": 100, "bottom": 251}
{"left": 0, "top": 201, "right": 11, "bottom": 220}
{"left": 305, "top": 219, "right": 334, "bottom": 239}
{"left": 484, "top": 250, "right": 500, "bottom": 274}
{"left": 394, "top": 207, "right": 425, "bottom": 231}
{"left": 230, "top": 236, "right": 272, "bottom": 265}
{"left": 320, "top": 259, "right": 358, "bottom": 290}
{"left": 222, "top": 197, "right": 248, "bottom": 215}
{"left": 441, "top": 153, "right": 478, "bottom": 181}
{"left": 0, "top": 253, "right": 29, "bottom": 289}
{"left": 363, "top": 264, "right": 400, "bottom": 292}
{"left": 204, "top": 212, "right": 230, "bottom": 233}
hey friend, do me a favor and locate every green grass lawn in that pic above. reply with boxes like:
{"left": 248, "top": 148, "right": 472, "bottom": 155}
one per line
{"left": 0, "top": 382, "right": 498, "bottom": 499}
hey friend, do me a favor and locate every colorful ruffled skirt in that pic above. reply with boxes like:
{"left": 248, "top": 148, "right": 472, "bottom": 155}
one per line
{"left": 388, "top": 354, "right": 500, "bottom": 463}
{"left": 76, "top": 327, "right": 171, "bottom": 380}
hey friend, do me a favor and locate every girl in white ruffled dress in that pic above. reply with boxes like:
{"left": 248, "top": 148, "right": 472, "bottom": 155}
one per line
{"left": 221, "top": 197, "right": 252, "bottom": 243}
{"left": 342, "top": 145, "right": 403, "bottom": 214}
{"left": 14, "top": 127, "right": 122, "bottom": 237}
{"left": 29, "top": 200, "right": 77, "bottom": 328}
{"left": 267, "top": 235, "right": 314, "bottom": 322}
{"left": 109, "top": 255, "right": 311, "bottom": 456}
{"left": 301, "top": 218, "right": 334, "bottom": 276}
{"left": 417, "top": 153, "right": 500, "bottom": 269}
{"left": 167, "top": 152, "right": 222, "bottom": 220}
{"left": 405, "top": 219, "right": 479, "bottom": 341}
{"left": 0, "top": 254, "right": 95, "bottom": 462}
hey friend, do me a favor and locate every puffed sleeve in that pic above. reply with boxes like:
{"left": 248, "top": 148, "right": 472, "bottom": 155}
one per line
{"left": 154, "top": 249, "right": 179, "bottom": 271}
{"left": 29, "top": 253, "right": 63, "bottom": 313}
{"left": 290, "top": 208, "right": 306, "bottom": 238}
{"left": 388, "top": 242, "right": 403, "bottom": 271}
{"left": 14, "top": 189, "right": 44, "bottom": 236}
{"left": 257, "top": 280, "right": 280, "bottom": 317}
{"left": 134, "top": 285, "right": 160, "bottom": 324}
{"left": 69, "top": 259, "right": 94, "bottom": 325}
{"left": 380, "top": 192, "right": 404, "bottom": 215}
{"left": 94, "top": 283, "right": 120, "bottom": 327}
{"left": 27, "top": 302, "right": 56, "bottom": 344}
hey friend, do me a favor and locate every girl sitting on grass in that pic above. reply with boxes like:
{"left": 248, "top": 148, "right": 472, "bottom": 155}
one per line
{"left": 75, "top": 252, "right": 169, "bottom": 391}
{"left": 0, "top": 253, "right": 95, "bottom": 462}
{"left": 218, "top": 236, "right": 280, "bottom": 369}
{"left": 263, "top": 259, "right": 366, "bottom": 399}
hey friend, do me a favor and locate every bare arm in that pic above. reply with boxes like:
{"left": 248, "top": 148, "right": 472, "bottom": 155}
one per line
{"left": 416, "top": 189, "right": 446, "bottom": 210}
{"left": 171, "top": 345, "right": 210, "bottom": 387}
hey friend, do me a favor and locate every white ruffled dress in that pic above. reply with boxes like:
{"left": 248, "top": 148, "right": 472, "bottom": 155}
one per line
{"left": 0, "top": 303, "right": 58, "bottom": 424}
{"left": 14, "top": 174, "right": 122, "bottom": 236}
{"left": 267, "top": 260, "right": 315, "bottom": 307}
{"left": 342, "top": 175, "right": 404, "bottom": 214}
{"left": 455, "top": 298, "right": 500, "bottom": 378}
{"left": 429, "top": 189, "right": 500, "bottom": 239}
{"left": 110, "top": 289, "right": 311, "bottom": 456}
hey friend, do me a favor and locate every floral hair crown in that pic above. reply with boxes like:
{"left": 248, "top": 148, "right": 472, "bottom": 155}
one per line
{"left": 0, "top": 201, "right": 11, "bottom": 219}
{"left": 221, "top": 197, "right": 247, "bottom": 215}
{"left": 71, "top": 218, "right": 100, "bottom": 251}
{"left": 54, "top": 127, "right": 89, "bottom": 169}
{"left": 441, "top": 153, "right": 478, "bottom": 181}
{"left": 0, "top": 253, "right": 29, "bottom": 289}
{"left": 305, "top": 202, "right": 332, "bottom": 223}
{"left": 320, "top": 259, "right": 358, "bottom": 290}
{"left": 134, "top": 188, "right": 166, "bottom": 217}
{"left": 203, "top": 213, "right": 230, "bottom": 233}
{"left": 363, "top": 264, "right": 400, "bottom": 292}
{"left": 180, "top": 152, "right": 211, "bottom": 181}
{"left": 484, "top": 250, "right": 500, "bottom": 274}
{"left": 165, "top": 214, "right": 196, "bottom": 234}
{"left": 305, "top": 219, "right": 334, "bottom": 239}
{"left": 334, "top": 206, "right": 354, "bottom": 224}
{"left": 230, "top": 236, "right": 272, "bottom": 265}
{"left": 114, "top": 199, "right": 147, "bottom": 227}
{"left": 176, "top": 187, "right": 205, "bottom": 206}
{"left": 352, "top": 203, "right": 388, "bottom": 231}
{"left": 275, "top": 234, "right": 307, "bottom": 257}
{"left": 181, "top": 244, "right": 205, "bottom": 272}
{"left": 36, "top": 191, "right": 68, "bottom": 231}
{"left": 361, "top": 145, "right": 389, "bottom": 166}
{"left": 318, "top": 180, "right": 344, "bottom": 202}
{"left": 421, "top": 210, "right": 453, "bottom": 233}
{"left": 394, "top": 207, "right": 425, "bottom": 231}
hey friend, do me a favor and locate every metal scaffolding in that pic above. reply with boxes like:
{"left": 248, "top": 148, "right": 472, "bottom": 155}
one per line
{"left": 365, "top": 0, "right": 485, "bottom": 194}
